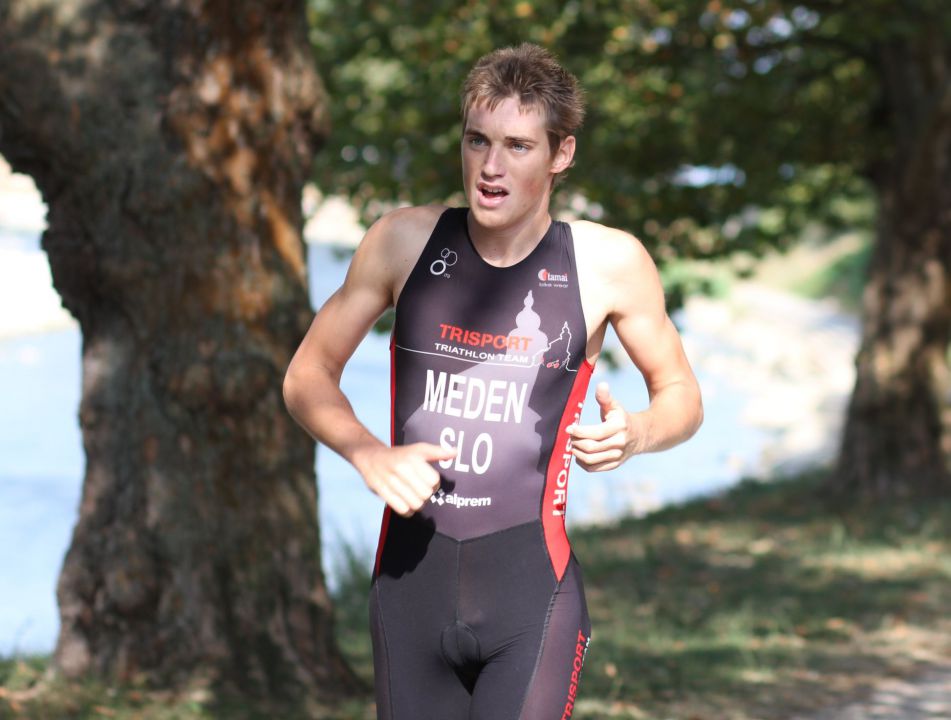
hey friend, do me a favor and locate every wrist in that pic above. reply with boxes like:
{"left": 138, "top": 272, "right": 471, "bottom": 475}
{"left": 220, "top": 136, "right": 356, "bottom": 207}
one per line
{"left": 348, "top": 436, "right": 388, "bottom": 476}
{"left": 626, "top": 411, "right": 650, "bottom": 456}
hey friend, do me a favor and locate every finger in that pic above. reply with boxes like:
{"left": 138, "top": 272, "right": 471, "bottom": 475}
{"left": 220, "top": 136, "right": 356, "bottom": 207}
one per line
{"left": 413, "top": 442, "right": 457, "bottom": 462}
{"left": 570, "top": 435, "right": 623, "bottom": 454}
{"left": 567, "top": 418, "right": 625, "bottom": 441}
{"left": 378, "top": 485, "right": 413, "bottom": 517}
{"left": 390, "top": 464, "right": 439, "bottom": 508}
{"left": 594, "top": 382, "right": 624, "bottom": 420}
{"left": 572, "top": 447, "right": 623, "bottom": 467}
{"left": 403, "top": 463, "right": 442, "bottom": 500}
{"left": 391, "top": 475, "right": 433, "bottom": 515}
{"left": 595, "top": 382, "right": 622, "bottom": 416}
{"left": 576, "top": 457, "right": 622, "bottom": 473}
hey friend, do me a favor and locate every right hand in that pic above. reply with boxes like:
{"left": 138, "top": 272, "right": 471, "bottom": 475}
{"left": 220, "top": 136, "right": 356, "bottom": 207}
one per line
{"left": 354, "top": 442, "right": 456, "bottom": 517}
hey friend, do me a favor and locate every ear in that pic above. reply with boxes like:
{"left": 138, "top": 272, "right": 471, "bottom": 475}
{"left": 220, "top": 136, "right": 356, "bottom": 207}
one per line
{"left": 550, "top": 135, "right": 576, "bottom": 174}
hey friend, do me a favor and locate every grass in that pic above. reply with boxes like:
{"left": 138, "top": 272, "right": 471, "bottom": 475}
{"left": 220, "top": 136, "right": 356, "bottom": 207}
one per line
{"left": 3, "top": 470, "right": 949, "bottom": 719}
{"left": 568, "top": 472, "right": 950, "bottom": 719}
{"left": 655, "top": 228, "right": 873, "bottom": 323}
{"left": 743, "top": 230, "right": 872, "bottom": 313}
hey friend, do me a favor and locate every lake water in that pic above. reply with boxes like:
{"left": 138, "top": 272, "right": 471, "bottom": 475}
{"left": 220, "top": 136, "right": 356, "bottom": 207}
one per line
{"left": 0, "top": 235, "right": 766, "bottom": 655}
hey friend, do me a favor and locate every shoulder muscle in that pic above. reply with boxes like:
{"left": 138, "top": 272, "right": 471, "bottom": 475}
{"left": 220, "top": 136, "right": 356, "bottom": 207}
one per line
{"left": 570, "top": 220, "right": 663, "bottom": 321}
{"left": 345, "top": 204, "right": 447, "bottom": 307}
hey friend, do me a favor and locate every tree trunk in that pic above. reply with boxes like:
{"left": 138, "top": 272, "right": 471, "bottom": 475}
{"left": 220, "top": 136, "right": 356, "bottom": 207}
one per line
{"left": 834, "top": 27, "right": 951, "bottom": 499}
{"left": 0, "top": 0, "right": 361, "bottom": 702}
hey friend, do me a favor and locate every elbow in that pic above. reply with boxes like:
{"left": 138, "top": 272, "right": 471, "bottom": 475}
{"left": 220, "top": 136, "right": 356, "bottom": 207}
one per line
{"left": 690, "top": 383, "right": 704, "bottom": 438}
{"left": 282, "top": 364, "right": 301, "bottom": 417}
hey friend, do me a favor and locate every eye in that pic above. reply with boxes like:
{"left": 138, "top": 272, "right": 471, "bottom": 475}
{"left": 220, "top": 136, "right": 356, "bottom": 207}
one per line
{"left": 468, "top": 135, "right": 487, "bottom": 147}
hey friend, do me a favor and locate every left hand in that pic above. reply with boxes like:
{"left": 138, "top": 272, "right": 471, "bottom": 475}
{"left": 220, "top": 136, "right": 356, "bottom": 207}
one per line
{"left": 566, "top": 382, "right": 638, "bottom": 471}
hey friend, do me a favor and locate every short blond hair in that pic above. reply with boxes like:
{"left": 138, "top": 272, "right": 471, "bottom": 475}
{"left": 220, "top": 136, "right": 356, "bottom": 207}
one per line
{"left": 461, "top": 43, "right": 586, "bottom": 159}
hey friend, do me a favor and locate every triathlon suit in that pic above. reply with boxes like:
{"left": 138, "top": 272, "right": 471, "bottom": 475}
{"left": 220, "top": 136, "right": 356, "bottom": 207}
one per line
{"left": 371, "top": 207, "right": 594, "bottom": 720}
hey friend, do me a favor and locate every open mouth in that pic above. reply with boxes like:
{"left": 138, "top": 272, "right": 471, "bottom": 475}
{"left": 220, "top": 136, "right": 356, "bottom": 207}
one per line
{"left": 478, "top": 185, "right": 508, "bottom": 202}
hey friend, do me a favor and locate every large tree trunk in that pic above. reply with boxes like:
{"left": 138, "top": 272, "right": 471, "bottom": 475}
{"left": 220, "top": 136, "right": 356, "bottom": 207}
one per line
{"left": 834, "top": 27, "right": 951, "bottom": 499}
{"left": 0, "top": 0, "right": 361, "bottom": 701}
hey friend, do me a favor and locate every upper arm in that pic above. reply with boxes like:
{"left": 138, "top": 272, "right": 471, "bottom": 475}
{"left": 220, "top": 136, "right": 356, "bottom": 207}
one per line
{"left": 286, "top": 206, "right": 443, "bottom": 384}
{"left": 601, "top": 229, "right": 697, "bottom": 398}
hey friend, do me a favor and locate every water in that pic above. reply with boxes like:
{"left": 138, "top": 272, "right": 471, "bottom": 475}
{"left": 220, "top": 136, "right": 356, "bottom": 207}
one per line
{"left": 0, "top": 235, "right": 766, "bottom": 655}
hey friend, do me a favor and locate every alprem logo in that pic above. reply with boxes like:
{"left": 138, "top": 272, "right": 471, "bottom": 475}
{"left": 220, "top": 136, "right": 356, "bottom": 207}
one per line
{"left": 429, "top": 488, "right": 492, "bottom": 508}
{"left": 538, "top": 268, "right": 568, "bottom": 283}
{"left": 430, "top": 248, "right": 458, "bottom": 276}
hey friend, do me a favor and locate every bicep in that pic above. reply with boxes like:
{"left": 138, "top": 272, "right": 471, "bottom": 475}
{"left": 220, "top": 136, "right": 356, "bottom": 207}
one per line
{"left": 290, "top": 280, "right": 390, "bottom": 382}
{"left": 609, "top": 244, "right": 694, "bottom": 397}
{"left": 286, "top": 205, "right": 443, "bottom": 384}
{"left": 614, "top": 311, "right": 693, "bottom": 397}
{"left": 288, "top": 231, "right": 394, "bottom": 382}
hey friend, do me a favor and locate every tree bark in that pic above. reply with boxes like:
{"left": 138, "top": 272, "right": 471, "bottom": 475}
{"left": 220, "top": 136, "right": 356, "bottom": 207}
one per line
{"left": 834, "top": 26, "right": 951, "bottom": 499}
{"left": 0, "top": 0, "right": 361, "bottom": 701}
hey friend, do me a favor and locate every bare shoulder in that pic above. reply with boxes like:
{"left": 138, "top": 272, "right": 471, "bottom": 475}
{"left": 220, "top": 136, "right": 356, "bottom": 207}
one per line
{"left": 360, "top": 204, "right": 447, "bottom": 259}
{"left": 348, "top": 204, "right": 447, "bottom": 303}
{"left": 569, "top": 219, "right": 657, "bottom": 287}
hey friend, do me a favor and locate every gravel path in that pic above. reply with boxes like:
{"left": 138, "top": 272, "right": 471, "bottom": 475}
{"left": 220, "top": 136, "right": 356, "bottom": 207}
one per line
{"left": 790, "top": 665, "right": 951, "bottom": 720}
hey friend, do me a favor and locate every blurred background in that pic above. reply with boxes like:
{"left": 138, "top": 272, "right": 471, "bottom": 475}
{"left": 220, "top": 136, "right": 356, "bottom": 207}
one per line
{"left": 0, "top": 154, "right": 862, "bottom": 655}
{"left": 0, "top": 1, "right": 947, "bottom": 717}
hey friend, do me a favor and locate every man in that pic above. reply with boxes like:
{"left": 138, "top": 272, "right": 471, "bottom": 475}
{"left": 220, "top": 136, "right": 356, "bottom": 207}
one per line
{"left": 283, "top": 43, "right": 702, "bottom": 720}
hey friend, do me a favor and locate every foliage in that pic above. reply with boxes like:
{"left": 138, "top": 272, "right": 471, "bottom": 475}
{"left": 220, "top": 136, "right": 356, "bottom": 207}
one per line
{"left": 302, "top": 0, "right": 913, "bottom": 265}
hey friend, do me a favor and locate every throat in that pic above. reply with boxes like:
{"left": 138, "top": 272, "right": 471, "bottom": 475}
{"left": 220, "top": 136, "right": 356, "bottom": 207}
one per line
{"left": 466, "top": 212, "right": 552, "bottom": 268}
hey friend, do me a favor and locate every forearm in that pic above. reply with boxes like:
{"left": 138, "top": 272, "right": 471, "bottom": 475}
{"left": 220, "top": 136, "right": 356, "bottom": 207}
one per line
{"left": 627, "top": 378, "right": 703, "bottom": 455}
{"left": 282, "top": 363, "right": 387, "bottom": 469}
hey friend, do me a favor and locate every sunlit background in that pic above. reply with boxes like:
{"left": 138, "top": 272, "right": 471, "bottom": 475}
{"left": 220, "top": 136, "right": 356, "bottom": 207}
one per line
{"left": 0, "top": 154, "right": 861, "bottom": 654}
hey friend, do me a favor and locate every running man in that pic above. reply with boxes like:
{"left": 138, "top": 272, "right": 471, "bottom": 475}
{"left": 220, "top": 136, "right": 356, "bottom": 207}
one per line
{"left": 283, "top": 43, "right": 703, "bottom": 720}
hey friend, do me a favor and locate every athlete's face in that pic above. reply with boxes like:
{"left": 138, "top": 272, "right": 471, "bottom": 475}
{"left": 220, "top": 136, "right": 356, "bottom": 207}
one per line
{"left": 461, "top": 96, "right": 575, "bottom": 234}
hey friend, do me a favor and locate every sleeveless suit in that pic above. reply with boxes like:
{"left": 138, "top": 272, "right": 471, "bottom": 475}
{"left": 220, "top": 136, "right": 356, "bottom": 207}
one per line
{"left": 371, "top": 208, "right": 594, "bottom": 719}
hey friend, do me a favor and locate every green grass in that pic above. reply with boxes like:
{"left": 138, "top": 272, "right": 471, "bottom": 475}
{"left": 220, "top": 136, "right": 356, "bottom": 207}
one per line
{"left": 790, "top": 238, "right": 871, "bottom": 312}
{"left": 3, "top": 471, "right": 949, "bottom": 719}
{"left": 568, "top": 472, "right": 950, "bottom": 719}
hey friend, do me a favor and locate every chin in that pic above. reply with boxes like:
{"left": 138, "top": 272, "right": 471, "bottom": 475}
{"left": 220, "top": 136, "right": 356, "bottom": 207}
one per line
{"left": 468, "top": 205, "right": 509, "bottom": 230}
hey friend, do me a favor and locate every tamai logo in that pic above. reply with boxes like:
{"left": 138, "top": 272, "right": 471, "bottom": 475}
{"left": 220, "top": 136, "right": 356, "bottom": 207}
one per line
{"left": 538, "top": 268, "right": 569, "bottom": 283}
{"left": 430, "top": 248, "right": 458, "bottom": 277}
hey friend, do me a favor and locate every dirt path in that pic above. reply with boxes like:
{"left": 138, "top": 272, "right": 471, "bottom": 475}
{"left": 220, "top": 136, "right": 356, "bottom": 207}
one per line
{"left": 790, "top": 664, "right": 951, "bottom": 720}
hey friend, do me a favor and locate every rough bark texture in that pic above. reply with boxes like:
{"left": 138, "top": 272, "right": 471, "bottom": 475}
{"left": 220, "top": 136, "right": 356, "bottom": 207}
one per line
{"left": 0, "top": 0, "right": 362, "bottom": 700}
{"left": 834, "top": 25, "right": 951, "bottom": 499}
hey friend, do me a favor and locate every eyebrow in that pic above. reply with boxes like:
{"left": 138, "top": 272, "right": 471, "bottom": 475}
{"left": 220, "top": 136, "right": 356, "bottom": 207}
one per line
{"left": 464, "top": 128, "right": 538, "bottom": 145}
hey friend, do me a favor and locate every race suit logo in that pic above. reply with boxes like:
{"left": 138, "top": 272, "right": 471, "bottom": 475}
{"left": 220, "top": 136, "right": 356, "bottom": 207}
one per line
{"left": 538, "top": 268, "right": 569, "bottom": 287}
{"left": 429, "top": 488, "right": 492, "bottom": 508}
{"left": 561, "top": 630, "right": 590, "bottom": 719}
{"left": 430, "top": 248, "right": 458, "bottom": 277}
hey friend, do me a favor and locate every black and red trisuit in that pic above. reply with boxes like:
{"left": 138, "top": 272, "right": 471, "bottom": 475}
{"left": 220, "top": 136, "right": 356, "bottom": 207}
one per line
{"left": 371, "top": 207, "right": 594, "bottom": 719}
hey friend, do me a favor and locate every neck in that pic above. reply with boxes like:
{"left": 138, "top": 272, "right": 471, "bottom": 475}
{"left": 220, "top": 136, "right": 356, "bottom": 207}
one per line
{"left": 466, "top": 201, "right": 553, "bottom": 268}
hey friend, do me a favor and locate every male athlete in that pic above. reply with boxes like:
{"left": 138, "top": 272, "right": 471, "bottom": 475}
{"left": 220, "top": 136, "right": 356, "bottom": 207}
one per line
{"left": 283, "top": 43, "right": 703, "bottom": 720}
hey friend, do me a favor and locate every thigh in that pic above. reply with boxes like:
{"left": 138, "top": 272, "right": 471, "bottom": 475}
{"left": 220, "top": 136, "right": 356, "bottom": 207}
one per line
{"left": 468, "top": 556, "right": 591, "bottom": 720}
{"left": 370, "top": 581, "right": 472, "bottom": 720}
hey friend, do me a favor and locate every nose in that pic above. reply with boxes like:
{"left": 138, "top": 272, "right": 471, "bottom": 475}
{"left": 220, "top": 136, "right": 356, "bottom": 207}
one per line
{"left": 481, "top": 144, "right": 504, "bottom": 178}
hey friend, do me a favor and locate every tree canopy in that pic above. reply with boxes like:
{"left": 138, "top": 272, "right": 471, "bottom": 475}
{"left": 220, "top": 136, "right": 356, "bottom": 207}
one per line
{"left": 305, "top": 0, "right": 898, "bottom": 264}
{"left": 307, "top": 0, "right": 951, "bottom": 498}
